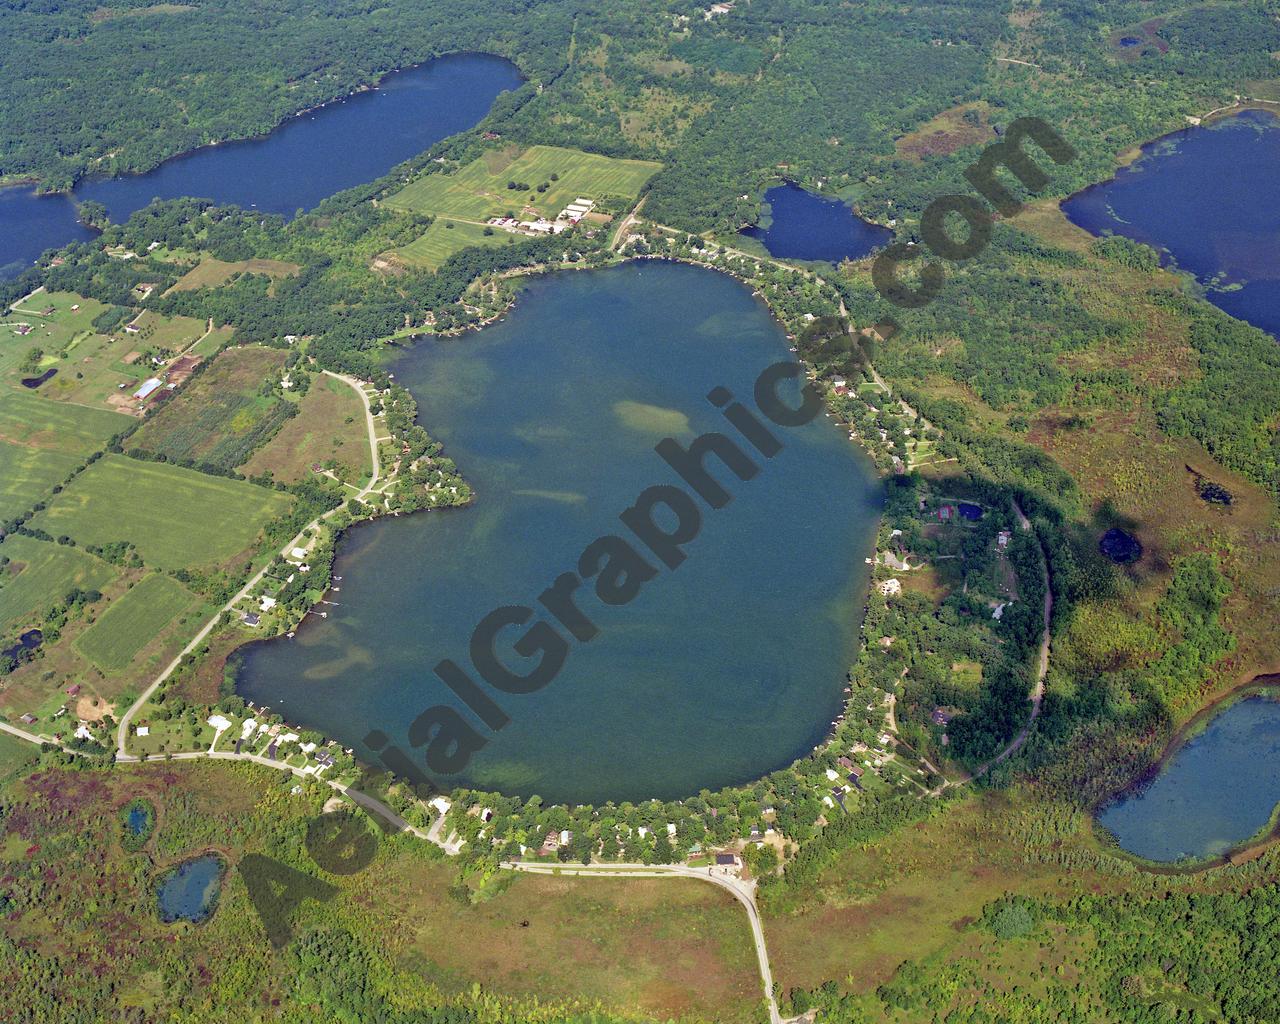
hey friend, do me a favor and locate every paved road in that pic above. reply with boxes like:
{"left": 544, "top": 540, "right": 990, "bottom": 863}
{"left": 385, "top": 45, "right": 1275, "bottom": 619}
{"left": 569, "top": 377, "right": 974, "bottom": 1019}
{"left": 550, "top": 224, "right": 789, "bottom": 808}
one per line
{"left": 116, "top": 371, "right": 382, "bottom": 759}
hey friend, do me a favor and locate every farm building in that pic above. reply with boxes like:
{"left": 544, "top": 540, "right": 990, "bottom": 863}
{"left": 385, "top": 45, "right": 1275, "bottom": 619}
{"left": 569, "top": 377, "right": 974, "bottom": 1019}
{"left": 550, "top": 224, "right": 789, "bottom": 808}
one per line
{"left": 133, "top": 378, "right": 163, "bottom": 400}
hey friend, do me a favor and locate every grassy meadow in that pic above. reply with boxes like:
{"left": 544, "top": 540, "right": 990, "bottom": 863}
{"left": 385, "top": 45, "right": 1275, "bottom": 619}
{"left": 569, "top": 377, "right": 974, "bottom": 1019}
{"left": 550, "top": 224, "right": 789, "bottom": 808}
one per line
{"left": 0, "top": 534, "right": 117, "bottom": 636}
{"left": 29, "top": 454, "right": 291, "bottom": 571}
{"left": 239, "top": 373, "right": 371, "bottom": 484}
{"left": 75, "top": 572, "right": 197, "bottom": 672}
{"left": 166, "top": 257, "right": 300, "bottom": 294}
{"left": 393, "top": 218, "right": 515, "bottom": 270}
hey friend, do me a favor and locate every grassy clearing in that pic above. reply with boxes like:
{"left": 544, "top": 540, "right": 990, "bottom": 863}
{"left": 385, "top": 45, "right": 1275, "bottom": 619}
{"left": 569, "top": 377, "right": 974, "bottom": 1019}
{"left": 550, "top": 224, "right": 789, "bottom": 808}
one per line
{"left": 0, "top": 441, "right": 80, "bottom": 521}
{"left": 166, "top": 257, "right": 300, "bottom": 294}
{"left": 393, "top": 219, "right": 516, "bottom": 271}
{"left": 30, "top": 454, "right": 291, "bottom": 571}
{"left": 364, "top": 858, "right": 762, "bottom": 1023}
{"left": 239, "top": 374, "right": 370, "bottom": 484}
{"left": 129, "top": 346, "right": 291, "bottom": 470}
{"left": 387, "top": 144, "right": 661, "bottom": 223}
{"left": 0, "top": 389, "right": 129, "bottom": 456}
{"left": 4, "top": 290, "right": 108, "bottom": 362}
{"left": 0, "top": 732, "right": 36, "bottom": 782}
{"left": 75, "top": 573, "right": 196, "bottom": 672}
{"left": 126, "top": 309, "right": 208, "bottom": 352}
{"left": 0, "top": 534, "right": 116, "bottom": 636}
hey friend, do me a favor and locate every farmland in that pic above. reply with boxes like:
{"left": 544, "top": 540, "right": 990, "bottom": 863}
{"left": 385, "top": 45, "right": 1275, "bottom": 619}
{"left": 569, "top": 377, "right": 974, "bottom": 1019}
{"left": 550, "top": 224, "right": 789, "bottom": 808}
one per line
{"left": 0, "top": 534, "right": 117, "bottom": 636}
{"left": 0, "top": 389, "right": 129, "bottom": 456}
{"left": 239, "top": 373, "right": 371, "bottom": 484}
{"left": 29, "top": 454, "right": 292, "bottom": 571}
{"left": 129, "top": 346, "right": 292, "bottom": 470}
{"left": 387, "top": 144, "right": 661, "bottom": 224}
{"left": 0, "top": 441, "right": 79, "bottom": 521}
{"left": 75, "top": 572, "right": 197, "bottom": 672}
{"left": 392, "top": 218, "right": 515, "bottom": 270}
{"left": 4, "top": 290, "right": 109, "bottom": 362}
{"left": 166, "top": 257, "right": 300, "bottom": 294}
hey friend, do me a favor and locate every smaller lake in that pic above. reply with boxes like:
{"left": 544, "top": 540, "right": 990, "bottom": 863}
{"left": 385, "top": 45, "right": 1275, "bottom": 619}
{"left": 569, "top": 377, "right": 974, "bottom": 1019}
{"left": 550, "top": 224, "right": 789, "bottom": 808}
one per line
{"left": 742, "top": 184, "right": 892, "bottom": 263}
{"left": 156, "top": 854, "right": 223, "bottom": 923}
{"left": 1062, "top": 110, "right": 1280, "bottom": 338}
{"left": 127, "top": 805, "right": 148, "bottom": 835}
{"left": 1097, "top": 692, "right": 1280, "bottom": 862}
{"left": 0, "top": 186, "right": 94, "bottom": 281}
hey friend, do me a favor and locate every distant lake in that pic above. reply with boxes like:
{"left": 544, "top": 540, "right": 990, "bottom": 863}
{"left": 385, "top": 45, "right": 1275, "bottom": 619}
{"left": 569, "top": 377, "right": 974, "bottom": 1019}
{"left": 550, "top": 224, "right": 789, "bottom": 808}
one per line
{"left": 1063, "top": 109, "right": 1280, "bottom": 338}
{"left": 156, "top": 854, "right": 223, "bottom": 923}
{"left": 742, "top": 183, "right": 892, "bottom": 263}
{"left": 1097, "top": 692, "right": 1280, "bottom": 863}
{"left": 237, "top": 261, "right": 882, "bottom": 804}
{"left": 0, "top": 53, "right": 523, "bottom": 280}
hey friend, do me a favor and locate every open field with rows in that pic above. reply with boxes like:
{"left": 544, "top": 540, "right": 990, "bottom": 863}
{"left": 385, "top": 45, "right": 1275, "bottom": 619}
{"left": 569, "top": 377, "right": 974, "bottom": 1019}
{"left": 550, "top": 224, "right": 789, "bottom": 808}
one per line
{"left": 392, "top": 218, "right": 515, "bottom": 270}
{"left": 387, "top": 144, "right": 661, "bottom": 223}
{"left": 75, "top": 572, "right": 197, "bottom": 672}
{"left": 29, "top": 454, "right": 292, "bottom": 571}
{"left": 129, "top": 346, "right": 291, "bottom": 470}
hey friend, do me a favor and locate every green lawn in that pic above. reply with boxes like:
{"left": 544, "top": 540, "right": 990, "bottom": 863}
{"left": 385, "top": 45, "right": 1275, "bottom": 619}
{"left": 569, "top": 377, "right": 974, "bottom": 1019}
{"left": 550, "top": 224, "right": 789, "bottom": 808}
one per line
{"left": 75, "top": 573, "right": 196, "bottom": 671}
{"left": 4, "top": 290, "right": 109, "bottom": 361}
{"left": 29, "top": 454, "right": 292, "bottom": 571}
{"left": 394, "top": 219, "right": 518, "bottom": 271}
{"left": 0, "top": 534, "right": 117, "bottom": 635}
{"left": 386, "top": 144, "right": 661, "bottom": 223}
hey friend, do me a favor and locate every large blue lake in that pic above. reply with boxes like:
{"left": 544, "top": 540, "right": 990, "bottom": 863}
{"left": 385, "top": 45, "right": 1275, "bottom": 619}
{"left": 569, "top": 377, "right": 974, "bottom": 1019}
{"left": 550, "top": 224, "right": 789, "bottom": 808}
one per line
{"left": 1098, "top": 692, "right": 1280, "bottom": 863}
{"left": 1063, "top": 109, "right": 1280, "bottom": 338}
{"left": 742, "top": 183, "right": 892, "bottom": 263}
{"left": 0, "top": 53, "right": 522, "bottom": 280}
{"left": 238, "top": 261, "right": 882, "bottom": 804}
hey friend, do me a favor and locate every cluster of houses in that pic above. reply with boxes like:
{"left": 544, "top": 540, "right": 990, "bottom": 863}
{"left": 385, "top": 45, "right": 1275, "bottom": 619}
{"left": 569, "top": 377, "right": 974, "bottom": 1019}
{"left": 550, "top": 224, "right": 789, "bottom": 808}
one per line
{"left": 485, "top": 197, "right": 598, "bottom": 237}
{"left": 241, "top": 544, "right": 317, "bottom": 628}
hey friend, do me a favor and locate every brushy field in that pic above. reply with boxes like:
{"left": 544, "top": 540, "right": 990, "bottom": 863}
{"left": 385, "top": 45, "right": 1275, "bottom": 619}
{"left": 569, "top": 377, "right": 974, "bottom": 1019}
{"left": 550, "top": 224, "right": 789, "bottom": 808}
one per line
{"left": 239, "top": 374, "right": 371, "bottom": 484}
{"left": 393, "top": 218, "right": 516, "bottom": 271}
{"left": 166, "top": 257, "right": 300, "bottom": 294}
{"left": 129, "top": 346, "right": 292, "bottom": 470}
{"left": 387, "top": 144, "right": 661, "bottom": 223}
{"left": 126, "top": 309, "right": 209, "bottom": 352}
{"left": 0, "top": 534, "right": 117, "bottom": 635}
{"left": 29, "top": 454, "right": 291, "bottom": 571}
{"left": 75, "top": 572, "right": 196, "bottom": 672}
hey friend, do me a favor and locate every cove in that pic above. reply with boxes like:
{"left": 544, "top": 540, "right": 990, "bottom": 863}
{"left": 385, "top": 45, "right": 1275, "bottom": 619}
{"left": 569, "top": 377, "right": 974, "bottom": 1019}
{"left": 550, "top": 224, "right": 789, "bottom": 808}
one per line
{"left": 237, "top": 261, "right": 882, "bottom": 805}
{"left": 742, "top": 183, "right": 892, "bottom": 263}
{"left": 1097, "top": 690, "right": 1280, "bottom": 863}
{"left": 1062, "top": 109, "right": 1280, "bottom": 338}
{"left": 0, "top": 53, "right": 523, "bottom": 280}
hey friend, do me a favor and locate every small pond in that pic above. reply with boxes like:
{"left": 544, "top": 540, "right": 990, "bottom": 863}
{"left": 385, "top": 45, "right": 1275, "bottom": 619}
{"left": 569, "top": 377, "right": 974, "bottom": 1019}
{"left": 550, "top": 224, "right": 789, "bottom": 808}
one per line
{"left": 1, "top": 629, "right": 42, "bottom": 662}
{"left": 156, "top": 854, "right": 224, "bottom": 924}
{"left": 1099, "top": 527, "right": 1142, "bottom": 564}
{"left": 1097, "top": 692, "right": 1280, "bottom": 863}
{"left": 20, "top": 368, "right": 57, "bottom": 389}
{"left": 741, "top": 183, "right": 892, "bottom": 263}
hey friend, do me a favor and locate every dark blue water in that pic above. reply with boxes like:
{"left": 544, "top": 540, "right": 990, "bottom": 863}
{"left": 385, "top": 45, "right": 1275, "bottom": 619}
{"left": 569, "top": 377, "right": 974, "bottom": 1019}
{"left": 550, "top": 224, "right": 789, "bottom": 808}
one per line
{"left": 238, "top": 261, "right": 882, "bottom": 804}
{"left": 1098, "top": 693, "right": 1280, "bottom": 862}
{"left": 742, "top": 183, "right": 892, "bottom": 263}
{"left": 0, "top": 53, "right": 522, "bottom": 280}
{"left": 1, "top": 629, "right": 42, "bottom": 662}
{"left": 0, "top": 187, "right": 94, "bottom": 281}
{"left": 156, "top": 854, "right": 223, "bottom": 923}
{"left": 1063, "top": 110, "right": 1280, "bottom": 338}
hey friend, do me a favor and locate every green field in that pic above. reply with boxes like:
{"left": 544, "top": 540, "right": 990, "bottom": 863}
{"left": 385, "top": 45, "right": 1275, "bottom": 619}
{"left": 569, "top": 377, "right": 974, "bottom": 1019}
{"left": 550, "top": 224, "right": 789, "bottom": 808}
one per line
{"left": 387, "top": 144, "right": 661, "bottom": 223}
{"left": 393, "top": 219, "right": 517, "bottom": 270}
{"left": 4, "top": 290, "right": 109, "bottom": 363}
{"left": 0, "top": 441, "right": 80, "bottom": 521}
{"left": 0, "top": 534, "right": 117, "bottom": 636}
{"left": 75, "top": 572, "right": 196, "bottom": 671}
{"left": 29, "top": 454, "right": 292, "bottom": 571}
{"left": 0, "top": 389, "right": 130, "bottom": 456}
{"left": 0, "top": 732, "right": 35, "bottom": 783}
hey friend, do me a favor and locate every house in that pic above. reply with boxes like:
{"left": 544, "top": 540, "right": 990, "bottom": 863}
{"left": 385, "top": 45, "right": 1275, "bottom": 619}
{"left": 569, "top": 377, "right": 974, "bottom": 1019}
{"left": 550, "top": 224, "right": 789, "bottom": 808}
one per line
{"left": 314, "top": 750, "right": 335, "bottom": 768}
{"left": 207, "top": 714, "right": 232, "bottom": 731}
{"left": 134, "top": 725, "right": 149, "bottom": 736}
{"left": 65, "top": 684, "right": 80, "bottom": 696}
{"left": 837, "top": 755, "right": 856, "bottom": 770}
{"left": 825, "top": 768, "right": 839, "bottom": 782}
{"left": 259, "top": 595, "right": 277, "bottom": 612}
{"left": 241, "top": 611, "right": 261, "bottom": 627}
{"left": 846, "top": 763, "right": 864, "bottom": 779}
{"left": 879, "top": 578, "right": 902, "bottom": 597}
{"left": 124, "top": 323, "right": 140, "bottom": 334}
{"left": 429, "top": 796, "right": 452, "bottom": 816}
{"left": 19, "top": 713, "right": 36, "bottom": 725}
{"left": 997, "top": 530, "right": 1012, "bottom": 549}
{"left": 931, "top": 707, "right": 955, "bottom": 726}
{"left": 290, "top": 547, "right": 309, "bottom": 560}
{"left": 559, "top": 829, "right": 572, "bottom": 846}
{"left": 14, "top": 324, "right": 32, "bottom": 336}
{"left": 938, "top": 504, "right": 954, "bottom": 521}
{"left": 715, "top": 853, "right": 739, "bottom": 867}
{"left": 74, "top": 723, "right": 94, "bottom": 741}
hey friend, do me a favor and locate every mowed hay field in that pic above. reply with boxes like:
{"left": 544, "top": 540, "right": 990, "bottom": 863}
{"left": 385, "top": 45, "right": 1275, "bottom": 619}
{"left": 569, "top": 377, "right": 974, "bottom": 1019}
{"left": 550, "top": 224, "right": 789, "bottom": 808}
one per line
{"left": 387, "top": 144, "right": 661, "bottom": 223}
{"left": 0, "top": 534, "right": 116, "bottom": 636}
{"left": 362, "top": 859, "right": 762, "bottom": 1023}
{"left": 129, "top": 346, "right": 291, "bottom": 470}
{"left": 0, "top": 391, "right": 131, "bottom": 519}
{"left": 29, "top": 454, "right": 291, "bottom": 571}
{"left": 166, "top": 257, "right": 300, "bottom": 294}
{"left": 393, "top": 219, "right": 516, "bottom": 271}
{"left": 75, "top": 572, "right": 196, "bottom": 671}
{"left": 240, "top": 374, "right": 371, "bottom": 484}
